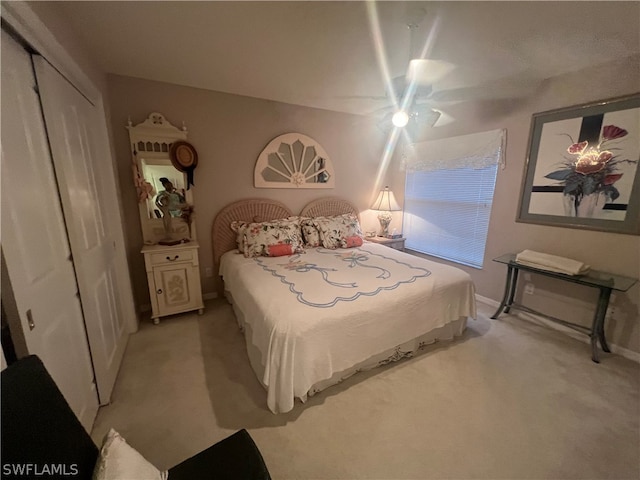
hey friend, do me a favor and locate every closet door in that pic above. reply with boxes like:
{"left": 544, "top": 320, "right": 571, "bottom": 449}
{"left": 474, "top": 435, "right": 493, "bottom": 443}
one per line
{"left": 0, "top": 31, "right": 98, "bottom": 430}
{"left": 33, "top": 57, "right": 130, "bottom": 405}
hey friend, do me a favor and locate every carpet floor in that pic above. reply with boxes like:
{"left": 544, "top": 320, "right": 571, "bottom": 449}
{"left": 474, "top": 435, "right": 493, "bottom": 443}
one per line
{"left": 91, "top": 298, "right": 640, "bottom": 479}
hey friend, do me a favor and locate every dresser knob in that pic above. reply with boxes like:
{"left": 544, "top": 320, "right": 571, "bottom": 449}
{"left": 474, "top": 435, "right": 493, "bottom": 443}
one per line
{"left": 166, "top": 255, "right": 179, "bottom": 261}
{"left": 156, "top": 288, "right": 163, "bottom": 294}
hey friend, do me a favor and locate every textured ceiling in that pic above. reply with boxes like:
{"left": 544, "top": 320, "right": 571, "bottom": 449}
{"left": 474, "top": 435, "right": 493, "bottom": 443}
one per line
{"left": 60, "top": 1, "right": 640, "bottom": 116}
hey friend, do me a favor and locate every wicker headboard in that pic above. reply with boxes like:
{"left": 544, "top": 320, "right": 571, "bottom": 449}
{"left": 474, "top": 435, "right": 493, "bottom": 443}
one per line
{"left": 212, "top": 196, "right": 361, "bottom": 268}
{"left": 211, "top": 198, "right": 293, "bottom": 267}
{"left": 300, "top": 197, "right": 360, "bottom": 219}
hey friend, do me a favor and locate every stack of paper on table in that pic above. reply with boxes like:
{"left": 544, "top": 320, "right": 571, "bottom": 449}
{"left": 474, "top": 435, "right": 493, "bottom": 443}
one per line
{"left": 515, "top": 250, "right": 590, "bottom": 276}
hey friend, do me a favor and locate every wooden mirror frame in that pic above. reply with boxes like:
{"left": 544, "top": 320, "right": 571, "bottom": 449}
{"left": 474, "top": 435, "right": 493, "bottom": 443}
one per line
{"left": 127, "top": 113, "right": 196, "bottom": 244}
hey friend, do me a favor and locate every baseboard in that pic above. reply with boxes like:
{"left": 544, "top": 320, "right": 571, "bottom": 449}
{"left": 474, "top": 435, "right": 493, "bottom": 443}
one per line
{"left": 474, "top": 294, "right": 639, "bottom": 364}
{"left": 475, "top": 294, "right": 499, "bottom": 308}
{"left": 516, "top": 311, "right": 640, "bottom": 364}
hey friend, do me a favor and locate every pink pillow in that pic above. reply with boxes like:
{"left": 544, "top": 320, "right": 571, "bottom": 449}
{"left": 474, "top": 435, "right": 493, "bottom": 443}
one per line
{"left": 345, "top": 235, "right": 363, "bottom": 248}
{"left": 267, "top": 244, "right": 294, "bottom": 257}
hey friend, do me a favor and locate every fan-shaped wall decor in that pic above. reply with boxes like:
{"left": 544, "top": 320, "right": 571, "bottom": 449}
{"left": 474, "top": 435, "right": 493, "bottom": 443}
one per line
{"left": 254, "top": 133, "right": 334, "bottom": 189}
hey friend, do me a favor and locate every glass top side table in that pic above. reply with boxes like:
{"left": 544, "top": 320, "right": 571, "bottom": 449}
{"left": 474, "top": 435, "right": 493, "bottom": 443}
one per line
{"left": 491, "top": 253, "right": 637, "bottom": 363}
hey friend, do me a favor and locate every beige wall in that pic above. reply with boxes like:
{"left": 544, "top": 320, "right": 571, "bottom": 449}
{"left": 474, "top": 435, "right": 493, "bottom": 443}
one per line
{"left": 106, "top": 74, "right": 389, "bottom": 308}
{"left": 389, "top": 54, "right": 640, "bottom": 353}
{"left": 26, "top": 1, "right": 107, "bottom": 93}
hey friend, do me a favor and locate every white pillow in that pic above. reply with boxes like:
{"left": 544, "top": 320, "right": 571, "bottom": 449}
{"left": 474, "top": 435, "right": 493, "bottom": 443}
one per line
{"left": 92, "top": 429, "right": 168, "bottom": 480}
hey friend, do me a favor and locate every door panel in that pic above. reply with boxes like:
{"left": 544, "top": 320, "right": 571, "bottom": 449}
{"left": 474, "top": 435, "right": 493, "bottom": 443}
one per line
{"left": 33, "top": 56, "right": 129, "bottom": 404}
{"left": 0, "top": 31, "right": 98, "bottom": 430}
{"left": 154, "top": 263, "right": 197, "bottom": 314}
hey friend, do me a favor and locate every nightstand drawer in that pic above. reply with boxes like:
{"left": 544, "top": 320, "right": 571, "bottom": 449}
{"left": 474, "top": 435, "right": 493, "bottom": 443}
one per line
{"left": 149, "top": 249, "right": 193, "bottom": 265}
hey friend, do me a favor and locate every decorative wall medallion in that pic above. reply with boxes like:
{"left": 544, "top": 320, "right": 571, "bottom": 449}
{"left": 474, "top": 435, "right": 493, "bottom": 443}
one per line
{"left": 254, "top": 133, "right": 335, "bottom": 189}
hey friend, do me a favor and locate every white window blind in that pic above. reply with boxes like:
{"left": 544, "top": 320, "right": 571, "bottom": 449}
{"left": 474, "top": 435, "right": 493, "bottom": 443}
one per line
{"left": 402, "top": 129, "right": 504, "bottom": 268}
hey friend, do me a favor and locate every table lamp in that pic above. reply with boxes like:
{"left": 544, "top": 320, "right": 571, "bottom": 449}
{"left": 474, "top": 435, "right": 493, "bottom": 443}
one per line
{"left": 371, "top": 186, "right": 401, "bottom": 237}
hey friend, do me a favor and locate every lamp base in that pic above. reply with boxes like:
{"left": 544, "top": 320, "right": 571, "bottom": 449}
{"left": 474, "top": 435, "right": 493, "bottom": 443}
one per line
{"left": 377, "top": 211, "right": 392, "bottom": 237}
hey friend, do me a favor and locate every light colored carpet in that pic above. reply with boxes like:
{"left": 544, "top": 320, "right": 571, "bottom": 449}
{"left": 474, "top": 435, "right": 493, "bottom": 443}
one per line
{"left": 91, "top": 299, "right": 640, "bottom": 479}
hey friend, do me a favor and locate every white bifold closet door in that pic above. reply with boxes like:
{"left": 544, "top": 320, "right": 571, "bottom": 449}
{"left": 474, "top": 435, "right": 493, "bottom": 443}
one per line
{"left": 1, "top": 31, "right": 99, "bottom": 430}
{"left": 32, "top": 56, "right": 131, "bottom": 406}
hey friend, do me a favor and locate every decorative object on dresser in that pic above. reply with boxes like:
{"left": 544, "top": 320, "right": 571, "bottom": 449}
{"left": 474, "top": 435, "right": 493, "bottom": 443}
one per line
{"left": 127, "top": 113, "right": 204, "bottom": 323}
{"left": 371, "top": 186, "right": 402, "bottom": 237}
{"left": 366, "top": 235, "right": 406, "bottom": 251}
{"left": 254, "top": 133, "right": 335, "bottom": 188}
{"left": 517, "top": 94, "right": 640, "bottom": 235}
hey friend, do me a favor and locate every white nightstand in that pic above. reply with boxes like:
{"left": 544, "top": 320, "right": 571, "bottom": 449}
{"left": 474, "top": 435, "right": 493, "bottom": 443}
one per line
{"left": 141, "top": 242, "right": 204, "bottom": 324}
{"left": 366, "top": 236, "right": 406, "bottom": 251}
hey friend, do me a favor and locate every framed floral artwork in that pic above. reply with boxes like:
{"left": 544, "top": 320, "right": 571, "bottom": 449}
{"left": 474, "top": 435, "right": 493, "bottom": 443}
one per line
{"left": 517, "top": 94, "right": 640, "bottom": 235}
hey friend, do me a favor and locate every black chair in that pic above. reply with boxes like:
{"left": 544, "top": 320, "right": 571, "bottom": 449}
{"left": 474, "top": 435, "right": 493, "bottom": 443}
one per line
{"left": 1, "top": 355, "right": 271, "bottom": 479}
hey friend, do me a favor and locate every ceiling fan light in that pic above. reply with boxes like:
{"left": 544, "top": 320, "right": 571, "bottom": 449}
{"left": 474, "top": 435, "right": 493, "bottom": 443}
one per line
{"left": 392, "top": 111, "right": 409, "bottom": 127}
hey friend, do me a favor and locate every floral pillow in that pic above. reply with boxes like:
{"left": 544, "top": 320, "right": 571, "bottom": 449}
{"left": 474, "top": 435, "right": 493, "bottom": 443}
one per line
{"left": 300, "top": 217, "right": 322, "bottom": 247}
{"left": 231, "top": 216, "right": 300, "bottom": 254}
{"left": 243, "top": 218, "right": 304, "bottom": 258}
{"left": 230, "top": 220, "right": 250, "bottom": 253}
{"left": 312, "top": 214, "right": 364, "bottom": 249}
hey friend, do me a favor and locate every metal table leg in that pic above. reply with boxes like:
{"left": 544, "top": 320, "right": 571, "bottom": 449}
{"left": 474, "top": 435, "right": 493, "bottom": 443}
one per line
{"left": 596, "top": 288, "right": 612, "bottom": 354}
{"left": 504, "top": 268, "right": 519, "bottom": 314}
{"left": 590, "top": 287, "right": 612, "bottom": 363}
{"left": 492, "top": 265, "right": 514, "bottom": 319}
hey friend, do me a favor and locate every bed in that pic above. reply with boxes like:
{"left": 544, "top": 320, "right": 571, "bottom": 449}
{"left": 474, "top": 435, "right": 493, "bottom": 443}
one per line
{"left": 212, "top": 197, "right": 476, "bottom": 413}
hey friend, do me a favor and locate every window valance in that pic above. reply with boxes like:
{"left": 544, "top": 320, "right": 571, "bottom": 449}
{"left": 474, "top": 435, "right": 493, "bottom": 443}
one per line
{"left": 405, "top": 128, "right": 507, "bottom": 172}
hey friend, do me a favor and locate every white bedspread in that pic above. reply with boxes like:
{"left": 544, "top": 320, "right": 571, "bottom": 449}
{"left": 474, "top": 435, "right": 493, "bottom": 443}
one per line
{"left": 220, "top": 243, "right": 476, "bottom": 413}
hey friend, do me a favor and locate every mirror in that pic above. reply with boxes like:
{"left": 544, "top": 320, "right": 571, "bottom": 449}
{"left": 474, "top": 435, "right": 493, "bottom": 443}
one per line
{"left": 127, "top": 113, "right": 196, "bottom": 244}
{"left": 254, "top": 133, "right": 335, "bottom": 189}
{"left": 140, "top": 160, "right": 186, "bottom": 220}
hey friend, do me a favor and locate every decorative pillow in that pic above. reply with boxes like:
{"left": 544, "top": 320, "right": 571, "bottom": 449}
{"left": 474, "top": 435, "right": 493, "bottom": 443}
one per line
{"left": 243, "top": 218, "right": 304, "bottom": 258}
{"left": 230, "top": 220, "right": 250, "bottom": 253}
{"left": 345, "top": 235, "right": 364, "bottom": 248}
{"left": 267, "top": 243, "right": 294, "bottom": 257}
{"left": 231, "top": 216, "right": 300, "bottom": 253}
{"left": 313, "top": 214, "right": 364, "bottom": 249}
{"left": 92, "top": 429, "right": 167, "bottom": 480}
{"left": 300, "top": 217, "right": 322, "bottom": 247}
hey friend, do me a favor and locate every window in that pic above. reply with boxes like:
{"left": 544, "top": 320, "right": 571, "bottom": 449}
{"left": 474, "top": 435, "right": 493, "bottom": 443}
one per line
{"left": 402, "top": 129, "right": 504, "bottom": 268}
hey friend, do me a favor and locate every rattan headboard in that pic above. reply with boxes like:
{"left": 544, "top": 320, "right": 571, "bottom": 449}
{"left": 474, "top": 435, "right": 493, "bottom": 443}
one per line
{"left": 212, "top": 196, "right": 361, "bottom": 268}
{"left": 211, "top": 198, "right": 293, "bottom": 267}
{"left": 300, "top": 197, "right": 360, "bottom": 219}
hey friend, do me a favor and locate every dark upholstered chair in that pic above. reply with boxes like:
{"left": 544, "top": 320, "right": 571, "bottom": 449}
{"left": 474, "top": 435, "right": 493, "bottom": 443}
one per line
{"left": 1, "top": 355, "right": 271, "bottom": 479}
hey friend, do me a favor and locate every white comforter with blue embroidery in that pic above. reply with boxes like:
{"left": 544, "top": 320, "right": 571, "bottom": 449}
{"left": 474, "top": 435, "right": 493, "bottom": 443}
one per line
{"left": 220, "top": 242, "right": 476, "bottom": 413}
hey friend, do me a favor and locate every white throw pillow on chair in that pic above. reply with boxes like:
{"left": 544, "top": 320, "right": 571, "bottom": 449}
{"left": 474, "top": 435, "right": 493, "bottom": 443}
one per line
{"left": 92, "top": 429, "right": 167, "bottom": 480}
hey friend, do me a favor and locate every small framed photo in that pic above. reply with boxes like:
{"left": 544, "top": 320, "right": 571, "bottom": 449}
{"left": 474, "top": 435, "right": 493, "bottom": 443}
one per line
{"left": 516, "top": 94, "right": 640, "bottom": 235}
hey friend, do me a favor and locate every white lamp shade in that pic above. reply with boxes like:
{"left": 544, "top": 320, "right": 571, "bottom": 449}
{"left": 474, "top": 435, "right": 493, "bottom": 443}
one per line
{"left": 371, "top": 186, "right": 401, "bottom": 211}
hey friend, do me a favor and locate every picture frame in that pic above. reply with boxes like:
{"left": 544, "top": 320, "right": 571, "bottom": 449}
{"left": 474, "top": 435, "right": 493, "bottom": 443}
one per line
{"left": 516, "top": 94, "right": 640, "bottom": 235}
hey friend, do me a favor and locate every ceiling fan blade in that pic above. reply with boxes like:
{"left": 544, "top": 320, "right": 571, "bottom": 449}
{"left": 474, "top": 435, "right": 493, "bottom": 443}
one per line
{"left": 406, "top": 59, "right": 456, "bottom": 85}
{"left": 431, "top": 108, "right": 455, "bottom": 127}
{"left": 410, "top": 104, "right": 441, "bottom": 127}
{"left": 429, "top": 76, "right": 540, "bottom": 103}
{"left": 334, "top": 94, "right": 390, "bottom": 100}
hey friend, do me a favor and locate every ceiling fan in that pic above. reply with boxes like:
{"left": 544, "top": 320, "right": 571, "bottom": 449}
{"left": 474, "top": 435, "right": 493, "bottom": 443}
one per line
{"left": 342, "top": 5, "right": 539, "bottom": 131}
{"left": 368, "top": 21, "right": 457, "bottom": 130}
